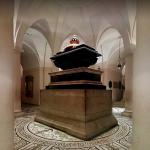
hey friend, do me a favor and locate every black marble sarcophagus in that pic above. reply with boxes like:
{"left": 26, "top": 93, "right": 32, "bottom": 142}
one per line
{"left": 51, "top": 44, "right": 101, "bottom": 70}
{"left": 47, "top": 44, "right": 106, "bottom": 89}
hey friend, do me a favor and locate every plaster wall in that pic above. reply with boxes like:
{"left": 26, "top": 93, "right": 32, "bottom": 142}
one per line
{"left": 21, "top": 68, "right": 40, "bottom": 105}
{"left": 103, "top": 67, "right": 122, "bottom": 101}
{"left": 21, "top": 66, "right": 55, "bottom": 105}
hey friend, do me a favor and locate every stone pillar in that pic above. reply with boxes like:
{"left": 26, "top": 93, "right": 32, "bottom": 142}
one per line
{"left": 13, "top": 51, "right": 22, "bottom": 112}
{"left": 0, "top": 1, "right": 14, "bottom": 149}
{"left": 132, "top": 1, "right": 150, "bottom": 149}
{"left": 122, "top": 54, "right": 133, "bottom": 117}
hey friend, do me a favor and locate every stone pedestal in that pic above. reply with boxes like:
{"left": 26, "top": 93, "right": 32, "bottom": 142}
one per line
{"left": 35, "top": 89, "right": 117, "bottom": 140}
{"left": 36, "top": 45, "right": 117, "bottom": 140}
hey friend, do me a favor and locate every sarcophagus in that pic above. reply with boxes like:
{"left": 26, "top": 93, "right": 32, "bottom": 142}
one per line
{"left": 50, "top": 44, "right": 101, "bottom": 70}
{"left": 35, "top": 42, "right": 118, "bottom": 140}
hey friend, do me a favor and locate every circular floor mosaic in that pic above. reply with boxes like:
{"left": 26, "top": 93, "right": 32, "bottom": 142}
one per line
{"left": 14, "top": 114, "right": 132, "bottom": 150}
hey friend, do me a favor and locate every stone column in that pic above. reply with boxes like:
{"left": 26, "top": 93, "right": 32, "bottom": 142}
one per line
{"left": 132, "top": 0, "right": 150, "bottom": 149}
{"left": 0, "top": 1, "right": 14, "bottom": 149}
{"left": 122, "top": 54, "right": 133, "bottom": 117}
{"left": 13, "top": 51, "right": 22, "bottom": 113}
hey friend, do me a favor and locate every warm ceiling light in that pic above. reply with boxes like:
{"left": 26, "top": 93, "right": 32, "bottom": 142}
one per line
{"left": 117, "top": 63, "right": 122, "bottom": 69}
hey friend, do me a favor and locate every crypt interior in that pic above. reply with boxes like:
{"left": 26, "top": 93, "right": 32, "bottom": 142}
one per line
{"left": 0, "top": 0, "right": 150, "bottom": 149}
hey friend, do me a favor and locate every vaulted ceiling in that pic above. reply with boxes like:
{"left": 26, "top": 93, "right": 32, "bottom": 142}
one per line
{"left": 14, "top": 0, "right": 136, "bottom": 68}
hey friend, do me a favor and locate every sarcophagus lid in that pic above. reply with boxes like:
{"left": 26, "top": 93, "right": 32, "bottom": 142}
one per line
{"left": 50, "top": 44, "right": 101, "bottom": 70}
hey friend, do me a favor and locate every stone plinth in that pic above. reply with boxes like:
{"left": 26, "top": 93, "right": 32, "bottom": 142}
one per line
{"left": 35, "top": 89, "right": 117, "bottom": 140}
{"left": 46, "top": 67, "right": 106, "bottom": 89}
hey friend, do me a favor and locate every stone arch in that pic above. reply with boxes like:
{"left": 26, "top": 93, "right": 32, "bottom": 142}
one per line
{"left": 22, "top": 42, "right": 40, "bottom": 66}
{"left": 96, "top": 27, "right": 125, "bottom": 49}
{"left": 21, "top": 43, "right": 40, "bottom": 70}
{"left": 96, "top": 27, "right": 124, "bottom": 65}
{"left": 96, "top": 25, "right": 112, "bottom": 48}
{"left": 96, "top": 22, "right": 130, "bottom": 55}
{"left": 15, "top": 23, "right": 29, "bottom": 51}
{"left": 21, "top": 43, "right": 41, "bottom": 105}
{"left": 15, "top": 18, "right": 52, "bottom": 53}
{"left": 31, "top": 19, "right": 53, "bottom": 53}
{"left": 106, "top": 45, "right": 125, "bottom": 67}
{"left": 131, "top": 16, "right": 136, "bottom": 45}
{"left": 107, "top": 43, "right": 136, "bottom": 67}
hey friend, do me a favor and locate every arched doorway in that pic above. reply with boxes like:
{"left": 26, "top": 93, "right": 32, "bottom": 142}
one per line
{"left": 96, "top": 27, "right": 125, "bottom": 104}
{"left": 20, "top": 27, "right": 53, "bottom": 109}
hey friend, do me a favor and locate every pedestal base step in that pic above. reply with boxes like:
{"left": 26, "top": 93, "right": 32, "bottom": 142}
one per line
{"left": 36, "top": 89, "right": 117, "bottom": 140}
{"left": 35, "top": 113, "right": 118, "bottom": 140}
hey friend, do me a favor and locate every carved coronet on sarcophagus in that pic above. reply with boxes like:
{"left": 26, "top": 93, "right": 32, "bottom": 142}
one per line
{"left": 35, "top": 36, "right": 118, "bottom": 140}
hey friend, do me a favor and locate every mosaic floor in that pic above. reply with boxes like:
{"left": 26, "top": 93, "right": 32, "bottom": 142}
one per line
{"left": 14, "top": 108, "right": 132, "bottom": 150}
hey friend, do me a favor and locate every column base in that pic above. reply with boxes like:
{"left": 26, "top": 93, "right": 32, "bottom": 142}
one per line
{"left": 14, "top": 108, "right": 22, "bottom": 113}
{"left": 122, "top": 110, "right": 132, "bottom": 117}
{"left": 36, "top": 113, "right": 117, "bottom": 140}
{"left": 14, "top": 110, "right": 25, "bottom": 118}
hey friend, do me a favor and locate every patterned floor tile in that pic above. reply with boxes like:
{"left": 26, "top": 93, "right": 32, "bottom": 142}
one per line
{"left": 14, "top": 108, "right": 132, "bottom": 150}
